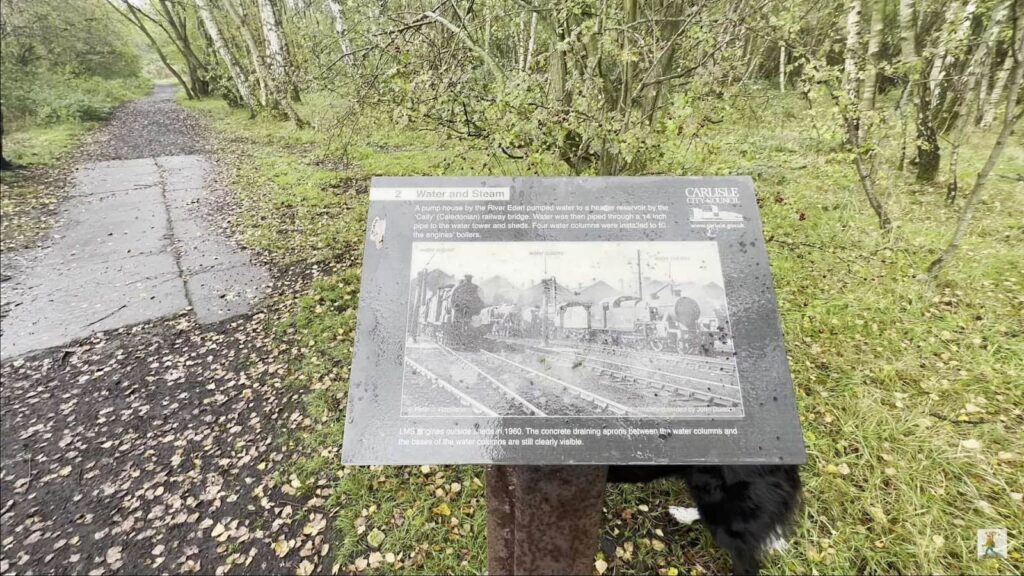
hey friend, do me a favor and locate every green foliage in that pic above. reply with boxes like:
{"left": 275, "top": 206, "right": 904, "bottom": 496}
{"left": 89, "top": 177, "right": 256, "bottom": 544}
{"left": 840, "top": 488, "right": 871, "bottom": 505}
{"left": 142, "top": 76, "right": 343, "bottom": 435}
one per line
{"left": 5, "top": 76, "right": 151, "bottom": 128}
{"left": 0, "top": 0, "right": 146, "bottom": 130}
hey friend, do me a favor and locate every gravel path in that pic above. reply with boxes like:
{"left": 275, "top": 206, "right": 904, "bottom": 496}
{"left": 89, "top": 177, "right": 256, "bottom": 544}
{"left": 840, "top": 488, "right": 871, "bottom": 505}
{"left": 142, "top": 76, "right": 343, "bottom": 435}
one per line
{"left": 1, "top": 87, "right": 334, "bottom": 575}
{"left": 85, "top": 85, "right": 209, "bottom": 161}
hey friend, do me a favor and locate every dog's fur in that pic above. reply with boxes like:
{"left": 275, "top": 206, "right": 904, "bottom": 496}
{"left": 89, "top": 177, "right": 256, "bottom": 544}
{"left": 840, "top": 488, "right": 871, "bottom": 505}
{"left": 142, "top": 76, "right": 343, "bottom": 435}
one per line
{"left": 607, "top": 465, "right": 801, "bottom": 575}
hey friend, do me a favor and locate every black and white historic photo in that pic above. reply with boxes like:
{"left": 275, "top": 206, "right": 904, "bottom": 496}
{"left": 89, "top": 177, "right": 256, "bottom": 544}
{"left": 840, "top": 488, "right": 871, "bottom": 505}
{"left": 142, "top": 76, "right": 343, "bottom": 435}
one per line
{"left": 400, "top": 241, "right": 743, "bottom": 418}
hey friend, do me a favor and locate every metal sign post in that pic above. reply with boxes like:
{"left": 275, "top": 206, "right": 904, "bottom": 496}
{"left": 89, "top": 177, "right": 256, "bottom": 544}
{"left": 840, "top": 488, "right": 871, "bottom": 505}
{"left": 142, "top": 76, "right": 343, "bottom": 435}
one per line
{"left": 486, "top": 466, "right": 607, "bottom": 575}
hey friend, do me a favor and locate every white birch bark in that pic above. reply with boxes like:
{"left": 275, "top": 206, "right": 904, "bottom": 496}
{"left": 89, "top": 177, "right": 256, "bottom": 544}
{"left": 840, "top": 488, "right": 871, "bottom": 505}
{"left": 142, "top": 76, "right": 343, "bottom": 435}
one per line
{"left": 325, "top": 0, "right": 353, "bottom": 64}
{"left": 945, "top": 1, "right": 1011, "bottom": 200}
{"left": 517, "top": 12, "right": 527, "bottom": 72}
{"left": 895, "top": 0, "right": 916, "bottom": 168}
{"left": 525, "top": 11, "right": 538, "bottom": 71}
{"left": 223, "top": 0, "right": 270, "bottom": 106}
{"left": 898, "top": 0, "right": 916, "bottom": 65}
{"left": 779, "top": 44, "right": 786, "bottom": 92}
{"left": 842, "top": 0, "right": 863, "bottom": 105}
{"left": 931, "top": 0, "right": 978, "bottom": 108}
{"left": 980, "top": 55, "right": 1012, "bottom": 127}
{"left": 860, "top": 0, "right": 883, "bottom": 113}
{"left": 957, "top": 0, "right": 1008, "bottom": 116}
{"left": 194, "top": 0, "right": 256, "bottom": 114}
{"left": 258, "top": 0, "right": 291, "bottom": 92}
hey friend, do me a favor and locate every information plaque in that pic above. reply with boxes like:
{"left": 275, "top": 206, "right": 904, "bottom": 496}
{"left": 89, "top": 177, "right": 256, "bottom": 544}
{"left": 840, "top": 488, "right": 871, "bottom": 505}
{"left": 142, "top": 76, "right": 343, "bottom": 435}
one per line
{"left": 341, "top": 177, "right": 805, "bottom": 465}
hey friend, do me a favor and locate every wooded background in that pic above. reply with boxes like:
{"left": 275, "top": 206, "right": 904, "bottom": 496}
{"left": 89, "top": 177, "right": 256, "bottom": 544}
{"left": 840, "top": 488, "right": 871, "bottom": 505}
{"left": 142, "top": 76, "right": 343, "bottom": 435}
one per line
{"left": 11, "top": 0, "right": 1015, "bottom": 275}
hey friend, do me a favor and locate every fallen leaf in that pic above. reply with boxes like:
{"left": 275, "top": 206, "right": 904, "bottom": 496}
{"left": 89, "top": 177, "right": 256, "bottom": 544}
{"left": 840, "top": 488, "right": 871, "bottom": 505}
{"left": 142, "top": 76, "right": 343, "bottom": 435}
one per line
{"left": 273, "top": 539, "right": 291, "bottom": 558}
{"left": 303, "top": 515, "right": 327, "bottom": 536}
{"left": 367, "top": 528, "right": 385, "bottom": 549}
{"left": 960, "top": 439, "right": 982, "bottom": 450}
{"left": 296, "top": 559, "right": 315, "bottom": 576}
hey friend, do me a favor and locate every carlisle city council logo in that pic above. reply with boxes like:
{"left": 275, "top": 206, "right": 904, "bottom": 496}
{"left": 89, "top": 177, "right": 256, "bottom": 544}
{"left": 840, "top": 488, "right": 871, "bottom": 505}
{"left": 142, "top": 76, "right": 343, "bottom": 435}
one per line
{"left": 977, "top": 528, "right": 1007, "bottom": 559}
{"left": 690, "top": 205, "right": 743, "bottom": 222}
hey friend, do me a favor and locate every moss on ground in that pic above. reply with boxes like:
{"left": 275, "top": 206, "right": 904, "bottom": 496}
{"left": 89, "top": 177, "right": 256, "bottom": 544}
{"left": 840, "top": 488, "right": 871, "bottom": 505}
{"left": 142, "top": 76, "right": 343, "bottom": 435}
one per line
{"left": 186, "top": 90, "right": 1023, "bottom": 575}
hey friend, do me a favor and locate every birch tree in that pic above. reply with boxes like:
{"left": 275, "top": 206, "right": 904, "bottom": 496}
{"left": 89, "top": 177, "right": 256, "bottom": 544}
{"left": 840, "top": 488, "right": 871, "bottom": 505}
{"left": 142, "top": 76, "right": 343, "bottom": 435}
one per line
{"left": 855, "top": 0, "right": 892, "bottom": 230}
{"left": 223, "top": 0, "right": 269, "bottom": 106}
{"left": 257, "top": 0, "right": 300, "bottom": 102}
{"left": 195, "top": 0, "right": 257, "bottom": 115}
{"left": 841, "top": 0, "right": 862, "bottom": 113}
{"left": 153, "top": 0, "right": 211, "bottom": 98}
{"left": 916, "top": 0, "right": 978, "bottom": 182}
{"left": 979, "top": 54, "right": 1013, "bottom": 127}
{"left": 107, "top": 0, "right": 196, "bottom": 100}
{"left": 325, "top": 0, "right": 353, "bottom": 64}
{"left": 944, "top": 0, "right": 1009, "bottom": 203}
{"left": 926, "top": 3, "right": 1023, "bottom": 277}
{"left": 896, "top": 0, "right": 918, "bottom": 170}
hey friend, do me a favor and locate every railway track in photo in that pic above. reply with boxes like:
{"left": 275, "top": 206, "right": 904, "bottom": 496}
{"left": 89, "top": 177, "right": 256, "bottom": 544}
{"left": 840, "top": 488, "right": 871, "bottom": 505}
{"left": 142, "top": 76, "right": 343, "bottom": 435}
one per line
{"left": 402, "top": 340, "right": 743, "bottom": 417}
{"left": 501, "top": 336, "right": 739, "bottom": 385}
{"left": 578, "top": 342, "right": 736, "bottom": 376}
{"left": 402, "top": 344, "right": 538, "bottom": 416}
{"left": 522, "top": 343, "right": 741, "bottom": 403}
{"left": 535, "top": 350, "right": 741, "bottom": 408}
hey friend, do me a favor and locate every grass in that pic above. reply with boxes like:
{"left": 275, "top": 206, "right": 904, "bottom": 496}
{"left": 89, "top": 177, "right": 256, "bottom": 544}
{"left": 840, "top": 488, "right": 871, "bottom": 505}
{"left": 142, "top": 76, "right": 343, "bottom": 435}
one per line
{"left": 184, "top": 88, "right": 1023, "bottom": 575}
{"left": 1, "top": 124, "right": 92, "bottom": 251}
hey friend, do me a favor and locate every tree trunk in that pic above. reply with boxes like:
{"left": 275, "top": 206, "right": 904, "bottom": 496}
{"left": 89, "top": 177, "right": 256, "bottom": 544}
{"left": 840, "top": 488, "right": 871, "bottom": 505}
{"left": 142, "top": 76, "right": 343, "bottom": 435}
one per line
{"left": 779, "top": 44, "right": 786, "bottom": 92}
{"left": 195, "top": 0, "right": 257, "bottom": 115}
{"left": 642, "top": 2, "right": 685, "bottom": 126}
{"left": 525, "top": 11, "right": 538, "bottom": 71}
{"left": 155, "top": 0, "right": 210, "bottom": 97}
{"left": 854, "top": 153, "right": 892, "bottom": 230}
{"left": 926, "top": 12, "right": 1023, "bottom": 277}
{"left": 930, "top": 0, "right": 978, "bottom": 111}
{"left": 980, "top": 54, "right": 1012, "bottom": 127}
{"left": 0, "top": 107, "right": 12, "bottom": 171}
{"left": 896, "top": 0, "right": 917, "bottom": 170}
{"left": 860, "top": 0, "right": 884, "bottom": 116}
{"left": 916, "top": 84, "right": 941, "bottom": 182}
{"left": 843, "top": 0, "right": 891, "bottom": 230}
{"left": 225, "top": 0, "right": 270, "bottom": 106}
{"left": 842, "top": 0, "right": 863, "bottom": 107}
{"left": 325, "top": 0, "right": 353, "bottom": 64}
{"left": 257, "top": 0, "right": 300, "bottom": 102}
{"left": 898, "top": 0, "right": 916, "bottom": 64}
{"left": 548, "top": 31, "right": 566, "bottom": 106}
{"left": 619, "top": 0, "right": 638, "bottom": 117}
{"left": 223, "top": 0, "right": 303, "bottom": 126}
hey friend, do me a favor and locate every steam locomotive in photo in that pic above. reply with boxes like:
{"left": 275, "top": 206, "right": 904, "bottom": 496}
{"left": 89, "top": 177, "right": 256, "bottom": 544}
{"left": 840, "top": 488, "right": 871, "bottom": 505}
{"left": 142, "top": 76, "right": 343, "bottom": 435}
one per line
{"left": 554, "top": 294, "right": 731, "bottom": 355}
{"left": 417, "top": 275, "right": 489, "bottom": 350}
{"left": 413, "top": 274, "right": 732, "bottom": 356}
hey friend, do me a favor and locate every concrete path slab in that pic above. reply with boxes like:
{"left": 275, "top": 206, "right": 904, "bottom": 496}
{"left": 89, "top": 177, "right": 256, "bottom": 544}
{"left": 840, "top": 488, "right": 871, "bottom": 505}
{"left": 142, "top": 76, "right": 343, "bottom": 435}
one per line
{"left": 0, "top": 152, "right": 268, "bottom": 359}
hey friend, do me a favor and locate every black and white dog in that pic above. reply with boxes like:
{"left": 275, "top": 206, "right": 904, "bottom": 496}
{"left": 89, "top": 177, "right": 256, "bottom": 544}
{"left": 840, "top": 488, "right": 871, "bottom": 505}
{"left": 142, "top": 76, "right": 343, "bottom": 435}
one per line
{"left": 607, "top": 465, "right": 801, "bottom": 575}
